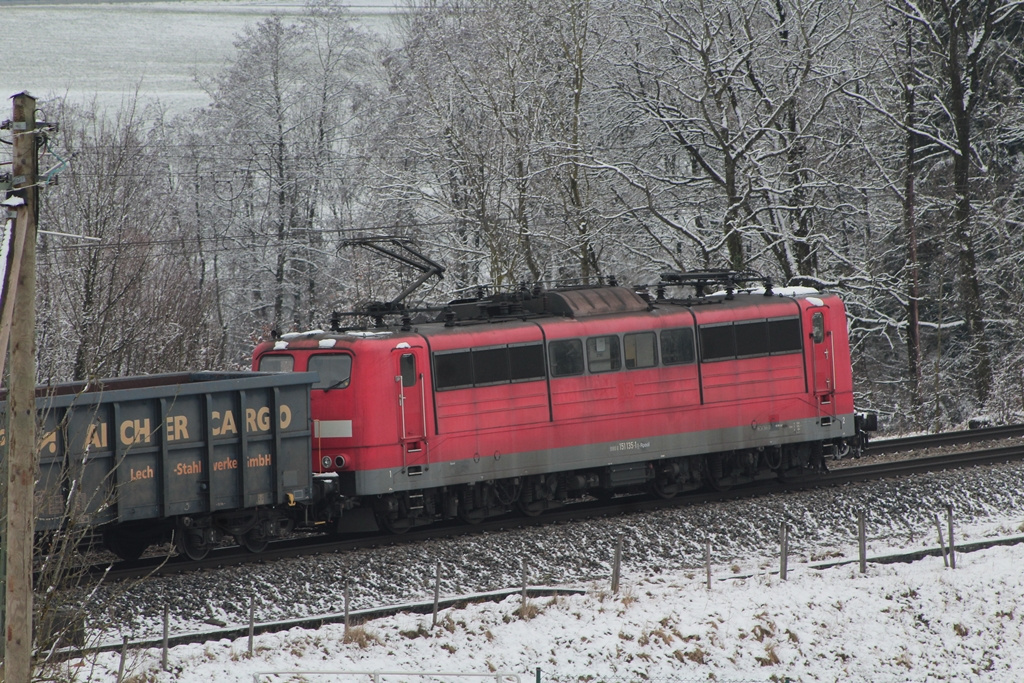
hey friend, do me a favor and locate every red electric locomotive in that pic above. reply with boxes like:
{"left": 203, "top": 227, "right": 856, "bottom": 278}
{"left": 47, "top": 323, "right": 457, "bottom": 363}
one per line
{"left": 253, "top": 270, "right": 869, "bottom": 533}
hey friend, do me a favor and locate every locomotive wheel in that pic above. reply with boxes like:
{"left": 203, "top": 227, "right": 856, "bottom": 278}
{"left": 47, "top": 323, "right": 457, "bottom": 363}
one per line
{"left": 492, "top": 478, "right": 521, "bottom": 507}
{"left": 704, "top": 454, "right": 732, "bottom": 492}
{"left": 517, "top": 499, "right": 545, "bottom": 517}
{"left": 650, "top": 476, "right": 678, "bottom": 500}
{"left": 175, "top": 524, "right": 210, "bottom": 561}
{"left": 378, "top": 513, "right": 412, "bottom": 534}
{"left": 458, "top": 507, "right": 487, "bottom": 524}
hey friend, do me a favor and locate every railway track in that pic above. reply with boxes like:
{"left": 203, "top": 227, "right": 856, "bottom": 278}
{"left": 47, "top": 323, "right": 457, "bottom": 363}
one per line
{"left": 77, "top": 422, "right": 1024, "bottom": 584}
{"left": 43, "top": 422, "right": 1024, "bottom": 661}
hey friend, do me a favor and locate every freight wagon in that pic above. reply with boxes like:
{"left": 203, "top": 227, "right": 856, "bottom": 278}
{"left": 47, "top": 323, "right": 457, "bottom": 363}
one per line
{"left": 0, "top": 371, "right": 317, "bottom": 560}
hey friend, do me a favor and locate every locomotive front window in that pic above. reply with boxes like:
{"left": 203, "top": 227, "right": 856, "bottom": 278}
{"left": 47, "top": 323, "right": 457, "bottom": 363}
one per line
{"left": 660, "top": 328, "right": 695, "bottom": 365}
{"left": 624, "top": 332, "right": 657, "bottom": 369}
{"left": 587, "top": 335, "right": 621, "bottom": 373}
{"left": 309, "top": 354, "right": 352, "bottom": 390}
{"left": 549, "top": 339, "right": 584, "bottom": 377}
{"left": 258, "top": 354, "right": 294, "bottom": 373}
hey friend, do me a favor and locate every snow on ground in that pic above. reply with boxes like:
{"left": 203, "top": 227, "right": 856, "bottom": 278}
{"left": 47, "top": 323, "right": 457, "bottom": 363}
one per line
{"left": 57, "top": 528, "right": 1024, "bottom": 682}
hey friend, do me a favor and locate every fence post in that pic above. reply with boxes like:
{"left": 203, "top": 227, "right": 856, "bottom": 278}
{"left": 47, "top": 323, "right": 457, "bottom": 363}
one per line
{"left": 858, "top": 510, "right": 867, "bottom": 574}
{"left": 947, "top": 504, "right": 956, "bottom": 569}
{"left": 432, "top": 560, "right": 441, "bottom": 628}
{"left": 247, "top": 595, "right": 255, "bottom": 657}
{"left": 779, "top": 522, "right": 788, "bottom": 581}
{"left": 521, "top": 557, "right": 529, "bottom": 608}
{"left": 705, "top": 538, "right": 712, "bottom": 590}
{"left": 161, "top": 606, "right": 169, "bottom": 671}
{"left": 344, "top": 578, "right": 351, "bottom": 635}
{"left": 611, "top": 535, "right": 623, "bottom": 594}
{"left": 116, "top": 635, "right": 128, "bottom": 683}
{"left": 933, "top": 513, "right": 949, "bottom": 568}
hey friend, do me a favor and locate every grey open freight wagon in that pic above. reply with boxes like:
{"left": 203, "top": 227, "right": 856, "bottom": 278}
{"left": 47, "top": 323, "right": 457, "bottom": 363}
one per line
{"left": 0, "top": 371, "right": 316, "bottom": 560}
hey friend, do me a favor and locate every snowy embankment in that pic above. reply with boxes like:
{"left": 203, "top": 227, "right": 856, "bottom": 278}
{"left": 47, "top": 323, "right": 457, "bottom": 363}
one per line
{"left": 64, "top": 533, "right": 1024, "bottom": 683}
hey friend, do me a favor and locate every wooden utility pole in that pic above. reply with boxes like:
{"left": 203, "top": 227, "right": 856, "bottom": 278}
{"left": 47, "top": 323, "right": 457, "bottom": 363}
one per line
{"left": 1, "top": 91, "right": 39, "bottom": 683}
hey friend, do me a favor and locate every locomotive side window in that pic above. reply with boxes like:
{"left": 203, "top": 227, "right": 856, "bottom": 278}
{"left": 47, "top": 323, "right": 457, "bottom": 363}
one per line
{"left": 434, "top": 350, "right": 474, "bottom": 389}
{"left": 700, "top": 324, "right": 736, "bottom": 361}
{"left": 549, "top": 339, "right": 584, "bottom": 377}
{"left": 473, "top": 347, "right": 510, "bottom": 385}
{"left": 434, "top": 343, "right": 546, "bottom": 390}
{"left": 587, "top": 335, "right": 621, "bottom": 373}
{"left": 509, "top": 343, "right": 546, "bottom": 381}
{"left": 660, "top": 328, "right": 695, "bottom": 365}
{"left": 735, "top": 320, "right": 768, "bottom": 358}
{"left": 768, "top": 318, "right": 802, "bottom": 353}
{"left": 811, "top": 312, "right": 825, "bottom": 343}
{"left": 309, "top": 354, "right": 352, "bottom": 390}
{"left": 624, "top": 332, "right": 657, "bottom": 369}
{"left": 257, "top": 354, "right": 294, "bottom": 373}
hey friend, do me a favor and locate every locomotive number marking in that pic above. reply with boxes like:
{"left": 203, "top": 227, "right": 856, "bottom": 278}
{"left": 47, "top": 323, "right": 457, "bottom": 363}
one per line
{"left": 610, "top": 440, "right": 650, "bottom": 452}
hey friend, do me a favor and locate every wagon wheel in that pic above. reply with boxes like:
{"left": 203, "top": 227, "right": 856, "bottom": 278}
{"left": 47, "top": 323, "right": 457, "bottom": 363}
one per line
{"left": 103, "top": 528, "right": 149, "bottom": 562}
{"left": 175, "top": 523, "right": 210, "bottom": 561}
{"left": 238, "top": 529, "right": 269, "bottom": 554}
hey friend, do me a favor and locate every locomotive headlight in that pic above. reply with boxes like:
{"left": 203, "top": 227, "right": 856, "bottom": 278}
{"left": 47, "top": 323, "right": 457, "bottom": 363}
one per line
{"left": 321, "top": 456, "right": 332, "bottom": 469}
{"left": 335, "top": 455, "right": 346, "bottom": 469}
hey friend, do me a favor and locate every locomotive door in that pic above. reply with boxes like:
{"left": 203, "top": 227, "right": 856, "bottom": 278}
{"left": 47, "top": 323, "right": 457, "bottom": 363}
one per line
{"left": 806, "top": 306, "right": 836, "bottom": 416}
{"left": 394, "top": 347, "right": 428, "bottom": 470}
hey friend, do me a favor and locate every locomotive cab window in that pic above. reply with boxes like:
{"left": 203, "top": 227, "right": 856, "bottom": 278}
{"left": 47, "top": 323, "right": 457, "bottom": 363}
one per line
{"left": 257, "top": 354, "right": 294, "bottom": 373}
{"left": 549, "top": 339, "right": 584, "bottom": 377}
{"left": 587, "top": 335, "right": 621, "bottom": 373}
{"left": 309, "top": 354, "right": 352, "bottom": 390}
{"left": 624, "top": 332, "right": 657, "bottom": 369}
{"left": 660, "top": 328, "right": 695, "bottom": 365}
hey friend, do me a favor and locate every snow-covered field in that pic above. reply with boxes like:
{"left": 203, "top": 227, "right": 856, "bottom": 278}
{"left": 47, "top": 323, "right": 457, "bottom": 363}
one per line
{"left": 0, "top": 0, "right": 397, "bottom": 116}
{"left": 59, "top": 522, "right": 1024, "bottom": 682}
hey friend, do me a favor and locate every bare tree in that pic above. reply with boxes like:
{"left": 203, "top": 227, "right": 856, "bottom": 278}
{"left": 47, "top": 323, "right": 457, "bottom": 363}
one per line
{"left": 37, "top": 98, "right": 217, "bottom": 381}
